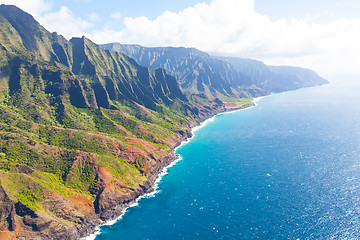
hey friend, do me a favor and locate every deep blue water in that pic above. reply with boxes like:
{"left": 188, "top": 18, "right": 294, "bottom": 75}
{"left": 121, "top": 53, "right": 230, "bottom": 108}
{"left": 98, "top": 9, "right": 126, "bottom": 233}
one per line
{"left": 94, "top": 77, "right": 360, "bottom": 239}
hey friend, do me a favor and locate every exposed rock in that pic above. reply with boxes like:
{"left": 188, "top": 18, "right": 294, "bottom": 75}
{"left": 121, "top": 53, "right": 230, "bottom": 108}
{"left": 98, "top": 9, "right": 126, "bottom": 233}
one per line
{"left": 0, "top": 181, "right": 16, "bottom": 231}
{"left": 17, "top": 165, "right": 34, "bottom": 174}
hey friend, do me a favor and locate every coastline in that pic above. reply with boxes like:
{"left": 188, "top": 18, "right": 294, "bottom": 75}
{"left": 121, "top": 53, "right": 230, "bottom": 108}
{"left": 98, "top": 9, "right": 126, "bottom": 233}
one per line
{"left": 252, "top": 96, "right": 265, "bottom": 105}
{"left": 84, "top": 96, "right": 265, "bottom": 240}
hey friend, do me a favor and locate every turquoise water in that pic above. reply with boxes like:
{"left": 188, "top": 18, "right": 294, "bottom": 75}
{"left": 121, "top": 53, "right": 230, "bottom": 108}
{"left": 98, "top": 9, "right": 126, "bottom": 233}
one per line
{"left": 94, "top": 77, "right": 360, "bottom": 239}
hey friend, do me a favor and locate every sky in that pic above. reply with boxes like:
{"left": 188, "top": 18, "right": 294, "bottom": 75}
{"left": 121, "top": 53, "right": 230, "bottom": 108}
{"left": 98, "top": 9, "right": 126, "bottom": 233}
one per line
{"left": 1, "top": 0, "right": 360, "bottom": 77}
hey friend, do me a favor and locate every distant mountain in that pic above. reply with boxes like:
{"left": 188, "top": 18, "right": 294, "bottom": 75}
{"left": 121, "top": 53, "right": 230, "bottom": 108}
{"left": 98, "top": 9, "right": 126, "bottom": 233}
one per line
{"left": 268, "top": 65, "right": 328, "bottom": 92}
{"left": 101, "top": 43, "right": 327, "bottom": 97}
{"left": 101, "top": 43, "right": 262, "bottom": 100}
{"left": 218, "top": 57, "right": 328, "bottom": 92}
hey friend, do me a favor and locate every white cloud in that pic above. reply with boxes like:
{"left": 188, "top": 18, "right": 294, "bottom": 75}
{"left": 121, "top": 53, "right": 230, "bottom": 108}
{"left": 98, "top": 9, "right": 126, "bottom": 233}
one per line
{"left": 0, "top": 0, "right": 92, "bottom": 40}
{"left": 0, "top": 0, "right": 51, "bottom": 18}
{"left": 89, "top": 12, "right": 98, "bottom": 21}
{"left": 66, "top": 0, "right": 91, "bottom": 2}
{"left": 110, "top": 12, "right": 123, "bottom": 20}
{"left": 38, "top": 6, "right": 92, "bottom": 39}
{"left": 88, "top": 0, "right": 360, "bottom": 77}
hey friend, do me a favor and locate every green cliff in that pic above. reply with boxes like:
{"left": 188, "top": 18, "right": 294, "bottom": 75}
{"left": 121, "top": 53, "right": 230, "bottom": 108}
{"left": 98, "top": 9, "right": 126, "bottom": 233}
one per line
{"left": 0, "top": 5, "right": 225, "bottom": 239}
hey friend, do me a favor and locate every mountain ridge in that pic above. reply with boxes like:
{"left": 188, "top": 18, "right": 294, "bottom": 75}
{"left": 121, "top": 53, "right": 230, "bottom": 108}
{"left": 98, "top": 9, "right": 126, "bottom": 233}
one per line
{"left": 101, "top": 43, "right": 257, "bottom": 100}
{"left": 101, "top": 43, "right": 328, "bottom": 97}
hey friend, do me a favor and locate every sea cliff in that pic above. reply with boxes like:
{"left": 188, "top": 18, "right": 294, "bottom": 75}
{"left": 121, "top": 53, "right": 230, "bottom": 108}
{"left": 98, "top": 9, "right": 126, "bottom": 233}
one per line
{"left": 0, "top": 5, "right": 327, "bottom": 240}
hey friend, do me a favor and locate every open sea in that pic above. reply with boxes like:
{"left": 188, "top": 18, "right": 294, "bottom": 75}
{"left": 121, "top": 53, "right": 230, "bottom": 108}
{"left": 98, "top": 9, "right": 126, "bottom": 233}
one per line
{"left": 92, "top": 77, "right": 360, "bottom": 239}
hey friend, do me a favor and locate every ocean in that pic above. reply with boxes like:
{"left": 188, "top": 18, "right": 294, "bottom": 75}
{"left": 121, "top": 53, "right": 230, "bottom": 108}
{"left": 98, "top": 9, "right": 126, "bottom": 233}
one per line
{"left": 92, "top": 77, "right": 360, "bottom": 239}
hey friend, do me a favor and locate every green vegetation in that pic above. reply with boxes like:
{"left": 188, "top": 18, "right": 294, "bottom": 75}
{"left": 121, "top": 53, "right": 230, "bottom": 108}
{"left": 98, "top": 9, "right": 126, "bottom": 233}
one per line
{"left": 32, "top": 170, "right": 74, "bottom": 197}
{"left": 135, "top": 155, "right": 146, "bottom": 169}
{"left": 65, "top": 160, "right": 96, "bottom": 192}
{"left": 0, "top": 171, "right": 44, "bottom": 210}
{"left": 223, "top": 97, "right": 253, "bottom": 110}
{"left": 18, "top": 187, "right": 43, "bottom": 210}
{"left": 94, "top": 155, "right": 146, "bottom": 187}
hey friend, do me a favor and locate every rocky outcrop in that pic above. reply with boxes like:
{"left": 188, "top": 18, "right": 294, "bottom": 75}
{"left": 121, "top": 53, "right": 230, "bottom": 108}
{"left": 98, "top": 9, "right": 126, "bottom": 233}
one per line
{"left": 0, "top": 181, "right": 16, "bottom": 232}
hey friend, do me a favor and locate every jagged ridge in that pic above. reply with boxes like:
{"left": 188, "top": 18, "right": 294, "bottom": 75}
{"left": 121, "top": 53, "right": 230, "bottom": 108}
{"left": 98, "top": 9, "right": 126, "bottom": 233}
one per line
{"left": 101, "top": 43, "right": 257, "bottom": 100}
{"left": 101, "top": 43, "right": 328, "bottom": 98}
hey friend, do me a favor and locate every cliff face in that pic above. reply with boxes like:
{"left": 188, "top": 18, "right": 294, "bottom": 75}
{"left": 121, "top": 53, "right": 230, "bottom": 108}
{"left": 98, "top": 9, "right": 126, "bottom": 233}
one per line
{"left": 101, "top": 43, "right": 257, "bottom": 100}
{"left": 0, "top": 5, "right": 227, "bottom": 239}
{"left": 69, "top": 37, "right": 187, "bottom": 110}
{"left": 101, "top": 43, "right": 328, "bottom": 96}
{"left": 0, "top": 181, "right": 16, "bottom": 232}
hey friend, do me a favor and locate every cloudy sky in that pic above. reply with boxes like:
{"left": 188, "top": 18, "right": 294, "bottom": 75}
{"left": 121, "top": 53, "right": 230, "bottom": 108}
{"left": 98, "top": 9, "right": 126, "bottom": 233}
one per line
{"left": 1, "top": 0, "right": 359, "bottom": 77}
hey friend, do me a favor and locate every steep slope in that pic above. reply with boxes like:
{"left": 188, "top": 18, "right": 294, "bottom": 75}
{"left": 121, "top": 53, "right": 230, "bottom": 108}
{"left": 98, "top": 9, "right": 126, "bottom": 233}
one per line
{"left": 0, "top": 5, "right": 187, "bottom": 111}
{"left": 216, "top": 57, "right": 274, "bottom": 90}
{"left": 101, "top": 43, "right": 259, "bottom": 100}
{"left": 0, "top": 5, "right": 227, "bottom": 239}
{"left": 70, "top": 37, "right": 187, "bottom": 110}
{"left": 0, "top": 4, "right": 55, "bottom": 61}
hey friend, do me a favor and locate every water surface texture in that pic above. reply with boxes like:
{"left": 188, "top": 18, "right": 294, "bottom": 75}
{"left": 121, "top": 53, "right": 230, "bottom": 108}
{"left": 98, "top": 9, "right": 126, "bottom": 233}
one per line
{"left": 95, "top": 77, "right": 360, "bottom": 239}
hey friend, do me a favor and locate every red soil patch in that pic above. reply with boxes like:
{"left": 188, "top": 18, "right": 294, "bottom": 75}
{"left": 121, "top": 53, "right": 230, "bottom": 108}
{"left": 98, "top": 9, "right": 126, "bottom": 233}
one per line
{"left": 93, "top": 133, "right": 105, "bottom": 138}
{"left": 98, "top": 166, "right": 132, "bottom": 192}
{"left": 128, "top": 138, "right": 159, "bottom": 153}
{"left": 113, "top": 143, "right": 122, "bottom": 157}
{"left": 136, "top": 126, "right": 149, "bottom": 134}
{"left": 67, "top": 195, "right": 93, "bottom": 212}
{"left": 0, "top": 231, "right": 16, "bottom": 240}
{"left": 224, "top": 102, "right": 236, "bottom": 107}
{"left": 121, "top": 145, "right": 146, "bottom": 164}
{"left": 113, "top": 122, "right": 132, "bottom": 136}
{"left": 73, "top": 151, "right": 96, "bottom": 165}
{"left": 98, "top": 166, "right": 114, "bottom": 184}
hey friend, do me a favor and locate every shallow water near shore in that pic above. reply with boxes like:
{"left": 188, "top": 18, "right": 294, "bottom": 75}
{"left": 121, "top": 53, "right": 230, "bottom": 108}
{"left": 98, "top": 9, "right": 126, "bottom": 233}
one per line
{"left": 93, "top": 76, "right": 360, "bottom": 239}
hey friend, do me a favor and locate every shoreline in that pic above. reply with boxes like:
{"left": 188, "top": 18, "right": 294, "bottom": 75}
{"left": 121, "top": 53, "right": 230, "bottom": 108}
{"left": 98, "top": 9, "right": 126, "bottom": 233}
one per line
{"left": 84, "top": 96, "right": 265, "bottom": 240}
{"left": 217, "top": 96, "right": 265, "bottom": 116}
